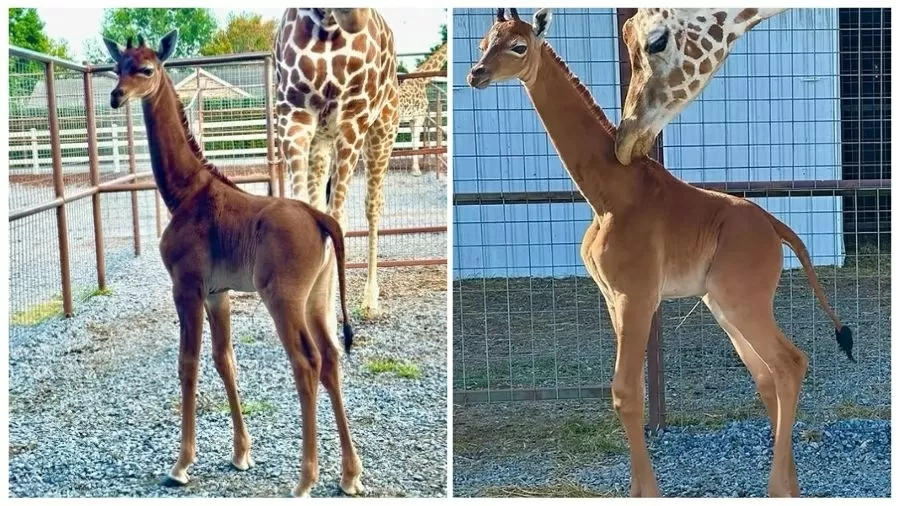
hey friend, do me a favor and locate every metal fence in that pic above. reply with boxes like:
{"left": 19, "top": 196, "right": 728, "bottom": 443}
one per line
{"left": 8, "top": 47, "right": 448, "bottom": 327}
{"left": 451, "top": 8, "right": 890, "bottom": 426}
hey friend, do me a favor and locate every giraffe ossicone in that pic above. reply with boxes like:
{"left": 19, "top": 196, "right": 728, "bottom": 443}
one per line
{"left": 616, "top": 7, "right": 787, "bottom": 165}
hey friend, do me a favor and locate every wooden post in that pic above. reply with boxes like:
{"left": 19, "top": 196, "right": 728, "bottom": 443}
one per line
{"left": 125, "top": 105, "right": 141, "bottom": 256}
{"left": 616, "top": 7, "right": 666, "bottom": 433}
{"left": 46, "top": 62, "right": 74, "bottom": 317}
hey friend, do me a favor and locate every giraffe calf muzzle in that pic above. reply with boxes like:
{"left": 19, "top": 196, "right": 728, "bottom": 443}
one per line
{"left": 467, "top": 65, "right": 491, "bottom": 89}
{"left": 110, "top": 88, "right": 126, "bottom": 109}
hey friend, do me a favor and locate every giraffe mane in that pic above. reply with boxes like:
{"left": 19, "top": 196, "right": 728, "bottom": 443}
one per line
{"left": 162, "top": 72, "right": 241, "bottom": 191}
{"left": 541, "top": 42, "right": 617, "bottom": 138}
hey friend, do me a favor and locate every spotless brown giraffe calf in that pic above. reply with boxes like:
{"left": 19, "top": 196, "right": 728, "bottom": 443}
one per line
{"left": 103, "top": 31, "right": 363, "bottom": 497}
{"left": 468, "top": 8, "right": 853, "bottom": 497}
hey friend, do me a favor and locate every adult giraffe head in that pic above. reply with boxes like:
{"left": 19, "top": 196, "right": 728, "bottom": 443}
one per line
{"left": 103, "top": 30, "right": 178, "bottom": 109}
{"left": 616, "top": 8, "right": 787, "bottom": 165}
{"left": 321, "top": 8, "right": 372, "bottom": 33}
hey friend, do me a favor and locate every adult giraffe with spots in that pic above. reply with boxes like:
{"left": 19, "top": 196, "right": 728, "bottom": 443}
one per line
{"left": 399, "top": 42, "right": 447, "bottom": 176}
{"left": 467, "top": 8, "right": 853, "bottom": 497}
{"left": 103, "top": 31, "right": 362, "bottom": 498}
{"left": 275, "top": 8, "right": 400, "bottom": 318}
{"left": 616, "top": 8, "right": 787, "bottom": 165}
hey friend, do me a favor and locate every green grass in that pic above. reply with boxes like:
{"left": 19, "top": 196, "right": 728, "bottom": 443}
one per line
{"left": 10, "top": 297, "right": 63, "bottom": 325}
{"left": 11, "top": 286, "right": 113, "bottom": 326}
{"left": 557, "top": 415, "right": 627, "bottom": 455}
{"left": 481, "top": 480, "right": 619, "bottom": 498}
{"left": 365, "top": 357, "right": 422, "bottom": 379}
{"left": 216, "top": 400, "right": 275, "bottom": 416}
{"left": 238, "top": 334, "right": 255, "bottom": 345}
{"left": 833, "top": 400, "right": 891, "bottom": 420}
{"left": 665, "top": 401, "right": 769, "bottom": 429}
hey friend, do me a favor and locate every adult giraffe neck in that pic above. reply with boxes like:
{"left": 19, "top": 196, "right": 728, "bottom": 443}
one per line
{"left": 521, "top": 43, "right": 637, "bottom": 216}
{"left": 140, "top": 73, "right": 238, "bottom": 212}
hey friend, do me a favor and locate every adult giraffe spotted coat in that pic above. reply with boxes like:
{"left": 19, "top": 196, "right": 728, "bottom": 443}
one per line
{"left": 103, "top": 31, "right": 363, "bottom": 497}
{"left": 399, "top": 42, "right": 447, "bottom": 176}
{"left": 468, "top": 8, "right": 852, "bottom": 497}
{"left": 275, "top": 8, "right": 400, "bottom": 318}
{"left": 616, "top": 8, "right": 787, "bottom": 165}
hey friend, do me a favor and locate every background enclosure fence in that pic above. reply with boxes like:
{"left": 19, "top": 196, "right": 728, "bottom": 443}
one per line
{"left": 452, "top": 8, "right": 890, "bottom": 426}
{"left": 8, "top": 48, "right": 447, "bottom": 329}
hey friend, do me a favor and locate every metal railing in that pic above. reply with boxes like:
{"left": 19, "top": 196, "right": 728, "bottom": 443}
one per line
{"left": 8, "top": 46, "right": 448, "bottom": 324}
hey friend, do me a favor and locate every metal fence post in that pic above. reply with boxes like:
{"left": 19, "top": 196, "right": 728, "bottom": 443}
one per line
{"left": 83, "top": 68, "right": 107, "bottom": 290}
{"left": 125, "top": 105, "right": 141, "bottom": 256}
{"left": 30, "top": 128, "right": 39, "bottom": 174}
{"left": 616, "top": 7, "right": 666, "bottom": 432}
{"left": 435, "top": 91, "right": 443, "bottom": 179}
{"left": 46, "top": 61, "right": 74, "bottom": 316}
{"left": 111, "top": 123, "right": 121, "bottom": 173}
{"left": 263, "top": 56, "right": 278, "bottom": 198}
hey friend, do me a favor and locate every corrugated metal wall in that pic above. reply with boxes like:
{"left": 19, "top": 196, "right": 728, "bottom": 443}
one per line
{"left": 453, "top": 7, "right": 845, "bottom": 279}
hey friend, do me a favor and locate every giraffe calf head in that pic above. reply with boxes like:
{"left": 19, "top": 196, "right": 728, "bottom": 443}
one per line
{"left": 467, "top": 8, "right": 551, "bottom": 89}
{"left": 103, "top": 30, "right": 178, "bottom": 109}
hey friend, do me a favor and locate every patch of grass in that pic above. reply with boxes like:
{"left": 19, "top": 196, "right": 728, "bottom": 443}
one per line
{"left": 666, "top": 401, "right": 769, "bottom": 429}
{"left": 833, "top": 400, "right": 890, "bottom": 420}
{"left": 216, "top": 400, "right": 275, "bottom": 416}
{"left": 800, "top": 428, "right": 823, "bottom": 443}
{"left": 10, "top": 297, "right": 63, "bottom": 325}
{"left": 366, "top": 357, "right": 422, "bottom": 379}
{"left": 481, "top": 481, "right": 619, "bottom": 498}
{"left": 11, "top": 286, "right": 113, "bottom": 326}
{"left": 238, "top": 334, "right": 255, "bottom": 345}
{"left": 556, "top": 415, "right": 627, "bottom": 455}
{"left": 9, "top": 442, "right": 36, "bottom": 456}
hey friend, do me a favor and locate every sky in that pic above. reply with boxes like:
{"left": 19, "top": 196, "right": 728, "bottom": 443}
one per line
{"left": 36, "top": 8, "right": 447, "bottom": 66}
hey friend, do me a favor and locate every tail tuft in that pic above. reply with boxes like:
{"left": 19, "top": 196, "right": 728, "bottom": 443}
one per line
{"left": 343, "top": 322, "right": 354, "bottom": 353}
{"left": 835, "top": 325, "right": 854, "bottom": 362}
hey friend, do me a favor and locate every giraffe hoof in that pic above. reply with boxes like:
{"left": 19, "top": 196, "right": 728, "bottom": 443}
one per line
{"left": 231, "top": 454, "right": 255, "bottom": 471}
{"left": 340, "top": 476, "right": 365, "bottom": 496}
{"left": 160, "top": 473, "right": 189, "bottom": 487}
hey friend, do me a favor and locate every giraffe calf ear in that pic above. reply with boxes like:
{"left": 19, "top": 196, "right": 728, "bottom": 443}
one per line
{"left": 532, "top": 8, "right": 552, "bottom": 38}
{"left": 157, "top": 29, "right": 179, "bottom": 63}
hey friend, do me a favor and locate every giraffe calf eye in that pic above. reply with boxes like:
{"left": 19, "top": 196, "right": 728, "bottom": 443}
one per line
{"left": 510, "top": 44, "right": 527, "bottom": 55}
{"left": 139, "top": 67, "right": 154, "bottom": 76}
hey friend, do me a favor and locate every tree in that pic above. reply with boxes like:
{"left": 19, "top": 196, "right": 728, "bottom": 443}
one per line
{"left": 200, "top": 12, "right": 276, "bottom": 56}
{"left": 8, "top": 8, "right": 73, "bottom": 98}
{"left": 414, "top": 23, "right": 447, "bottom": 71}
{"left": 86, "top": 8, "right": 217, "bottom": 63}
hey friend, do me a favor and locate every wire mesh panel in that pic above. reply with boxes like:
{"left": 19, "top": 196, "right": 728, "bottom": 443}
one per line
{"left": 453, "top": 8, "right": 622, "bottom": 401}
{"left": 452, "top": 7, "right": 890, "bottom": 424}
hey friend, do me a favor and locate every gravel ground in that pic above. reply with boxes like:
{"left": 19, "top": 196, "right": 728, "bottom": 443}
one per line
{"left": 9, "top": 167, "right": 447, "bottom": 320}
{"left": 9, "top": 249, "right": 448, "bottom": 498}
{"left": 453, "top": 401, "right": 890, "bottom": 497}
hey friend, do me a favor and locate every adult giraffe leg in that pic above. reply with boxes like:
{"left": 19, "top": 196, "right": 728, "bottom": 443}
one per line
{"left": 359, "top": 107, "right": 399, "bottom": 318}
{"left": 205, "top": 292, "right": 253, "bottom": 472}
{"left": 163, "top": 280, "right": 205, "bottom": 486}
{"left": 277, "top": 109, "right": 316, "bottom": 202}
{"left": 307, "top": 263, "right": 364, "bottom": 495}
{"left": 410, "top": 116, "right": 423, "bottom": 176}
{"left": 608, "top": 291, "right": 660, "bottom": 497}
{"left": 263, "top": 293, "right": 322, "bottom": 498}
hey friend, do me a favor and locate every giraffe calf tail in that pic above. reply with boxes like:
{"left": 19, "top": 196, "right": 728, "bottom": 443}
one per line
{"left": 305, "top": 203, "right": 354, "bottom": 353}
{"left": 760, "top": 205, "right": 855, "bottom": 362}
